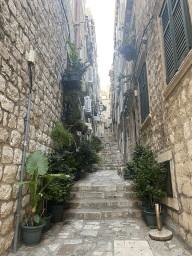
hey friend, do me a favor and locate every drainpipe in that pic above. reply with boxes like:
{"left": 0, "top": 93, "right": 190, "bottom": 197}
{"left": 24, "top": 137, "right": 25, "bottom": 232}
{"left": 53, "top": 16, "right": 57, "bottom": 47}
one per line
{"left": 75, "top": 0, "right": 80, "bottom": 49}
{"left": 122, "top": 106, "right": 126, "bottom": 163}
{"left": 134, "top": 91, "right": 140, "bottom": 143}
{"left": 13, "top": 50, "right": 35, "bottom": 253}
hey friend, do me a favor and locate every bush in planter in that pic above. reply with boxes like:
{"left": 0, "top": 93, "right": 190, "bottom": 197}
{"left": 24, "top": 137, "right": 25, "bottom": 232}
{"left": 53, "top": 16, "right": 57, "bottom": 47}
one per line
{"left": 90, "top": 135, "right": 103, "bottom": 152}
{"left": 130, "top": 144, "right": 168, "bottom": 207}
{"left": 75, "top": 137, "right": 101, "bottom": 173}
{"left": 128, "top": 144, "right": 167, "bottom": 227}
{"left": 41, "top": 176, "right": 74, "bottom": 223}
{"left": 47, "top": 149, "right": 76, "bottom": 175}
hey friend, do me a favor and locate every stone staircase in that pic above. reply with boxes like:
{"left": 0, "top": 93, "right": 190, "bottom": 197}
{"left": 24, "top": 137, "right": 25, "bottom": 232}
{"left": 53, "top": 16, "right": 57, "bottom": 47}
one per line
{"left": 65, "top": 129, "right": 142, "bottom": 220}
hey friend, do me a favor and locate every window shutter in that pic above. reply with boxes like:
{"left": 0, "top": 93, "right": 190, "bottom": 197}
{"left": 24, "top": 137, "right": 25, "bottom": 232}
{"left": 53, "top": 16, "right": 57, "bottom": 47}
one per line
{"left": 161, "top": 1, "right": 177, "bottom": 83}
{"left": 160, "top": 0, "right": 192, "bottom": 83}
{"left": 172, "top": 0, "right": 191, "bottom": 66}
{"left": 139, "top": 63, "right": 149, "bottom": 123}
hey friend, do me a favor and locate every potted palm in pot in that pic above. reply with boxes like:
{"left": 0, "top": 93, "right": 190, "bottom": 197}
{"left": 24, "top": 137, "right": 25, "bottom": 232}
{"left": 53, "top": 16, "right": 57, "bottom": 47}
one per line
{"left": 16, "top": 150, "right": 69, "bottom": 245}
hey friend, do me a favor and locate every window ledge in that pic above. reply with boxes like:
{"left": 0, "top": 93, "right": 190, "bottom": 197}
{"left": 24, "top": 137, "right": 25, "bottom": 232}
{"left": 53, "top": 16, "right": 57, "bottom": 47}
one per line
{"left": 163, "top": 49, "right": 192, "bottom": 99}
{"left": 140, "top": 114, "right": 151, "bottom": 132}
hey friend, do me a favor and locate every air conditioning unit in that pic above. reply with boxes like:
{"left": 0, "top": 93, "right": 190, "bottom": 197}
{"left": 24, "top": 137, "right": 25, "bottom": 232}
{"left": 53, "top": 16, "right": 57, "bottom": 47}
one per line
{"left": 87, "top": 67, "right": 93, "bottom": 83}
{"left": 84, "top": 96, "right": 92, "bottom": 113}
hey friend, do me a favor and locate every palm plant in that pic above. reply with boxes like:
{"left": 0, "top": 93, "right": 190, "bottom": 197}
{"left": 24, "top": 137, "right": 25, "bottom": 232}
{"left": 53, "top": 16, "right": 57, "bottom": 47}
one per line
{"left": 16, "top": 150, "right": 69, "bottom": 226}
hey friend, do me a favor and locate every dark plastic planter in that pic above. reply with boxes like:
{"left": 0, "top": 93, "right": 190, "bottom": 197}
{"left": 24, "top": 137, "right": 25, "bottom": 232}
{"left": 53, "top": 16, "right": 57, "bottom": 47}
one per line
{"left": 21, "top": 224, "right": 44, "bottom": 245}
{"left": 51, "top": 204, "right": 64, "bottom": 223}
{"left": 141, "top": 205, "right": 146, "bottom": 221}
{"left": 42, "top": 214, "right": 52, "bottom": 232}
{"left": 144, "top": 208, "right": 164, "bottom": 228}
{"left": 124, "top": 174, "right": 131, "bottom": 180}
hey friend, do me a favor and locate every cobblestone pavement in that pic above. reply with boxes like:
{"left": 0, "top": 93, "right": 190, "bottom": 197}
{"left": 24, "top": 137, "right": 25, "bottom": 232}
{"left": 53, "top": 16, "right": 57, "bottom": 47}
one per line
{"left": 7, "top": 217, "right": 192, "bottom": 256}
{"left": 9, "top": 170, "right": 192, "bottom": 256}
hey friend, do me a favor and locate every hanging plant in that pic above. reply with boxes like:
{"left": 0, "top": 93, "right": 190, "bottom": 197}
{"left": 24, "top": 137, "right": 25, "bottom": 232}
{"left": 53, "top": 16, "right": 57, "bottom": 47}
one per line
{"left": 63, "top": 40, "right": 90, "bottom": 90}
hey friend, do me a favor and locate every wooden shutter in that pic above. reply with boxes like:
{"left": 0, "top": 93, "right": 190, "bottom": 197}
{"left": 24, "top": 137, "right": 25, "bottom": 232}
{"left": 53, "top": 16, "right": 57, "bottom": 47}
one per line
{"left": 161, "top": 1, "right": 176, "bottom": 82}
{"left": 160, "top": 0, "right": 192, "bottom": 83}
{"left": 139, "top": 63, "right": 149, "bottom": 123}
{"left": 172, "top": 0, "right": 191, "bottom": 66}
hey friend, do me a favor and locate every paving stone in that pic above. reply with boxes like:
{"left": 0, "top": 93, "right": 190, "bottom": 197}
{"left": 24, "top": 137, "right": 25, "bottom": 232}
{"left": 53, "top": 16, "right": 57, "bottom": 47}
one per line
{"left": 57, "top": 244, "right": 75, "bottom": 255}
{"left": 84, "top": 225, "right": 100, "bottom": 230}
{"left": 80, "top": 230, "right": 98, "bottom": 236}
{"left": 63, "top": 239, "right": 83, "bottom": 244}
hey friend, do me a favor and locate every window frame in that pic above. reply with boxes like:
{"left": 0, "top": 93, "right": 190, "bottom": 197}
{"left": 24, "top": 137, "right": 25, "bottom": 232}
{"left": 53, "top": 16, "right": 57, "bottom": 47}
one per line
{"left": 160, "top": 0, "right": 192, "bottom": 84}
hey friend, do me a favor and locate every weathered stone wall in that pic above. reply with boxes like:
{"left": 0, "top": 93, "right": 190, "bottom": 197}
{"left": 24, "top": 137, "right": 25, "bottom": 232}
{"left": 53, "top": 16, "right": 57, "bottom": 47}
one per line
{"left": 113, "top": 0, "right": 192, "bottom": 247}
{"left": 0, "top": 0, "right": 75, "bottom": 254}
{"left": 132, "top": 0, "right": 192, "bottom": 247}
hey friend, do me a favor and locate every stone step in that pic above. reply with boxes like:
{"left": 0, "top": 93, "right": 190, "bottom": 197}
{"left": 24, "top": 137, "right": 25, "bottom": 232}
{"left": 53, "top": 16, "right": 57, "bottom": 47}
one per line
{"left": 100, "top": 163, "right": 124, "bottom": 167}
{"left": 69, "top": 198, "right": 141, "bottom": 209}
{"left": 64, "top": 207, "right": 142, "bottom": 220}
{"left": 72, "top": 184, "right": 132, "bottom": 192}
{"left": 98, "top": 167, "right": 125, "bottom": 170}
{"left": 71, "top": 191, "right": 137, "bottom": 199}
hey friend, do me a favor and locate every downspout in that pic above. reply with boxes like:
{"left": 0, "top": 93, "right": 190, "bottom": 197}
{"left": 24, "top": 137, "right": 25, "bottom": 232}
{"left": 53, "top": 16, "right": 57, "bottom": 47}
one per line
{"left": 13, "top": 50, "right": 35, "bottom": 253}
{"left": 135, "top": 94, "right": 140, "bottom": 143}
{"left": 122, "top": 106, "right": 126, "bottom": 163}
{"left": 75, "top": 0, "right": 80, "bottom": 49}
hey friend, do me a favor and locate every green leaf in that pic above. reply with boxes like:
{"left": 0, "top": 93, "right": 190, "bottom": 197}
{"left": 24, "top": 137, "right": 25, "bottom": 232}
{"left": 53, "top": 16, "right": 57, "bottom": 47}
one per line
{"left": 26, "top": 150, "right": 48, "bottom": 175}
{"left": 21, "top": 213, "right": 29, "bottom": 226}
{"left": 33, "top": 214, "right": 40, "bottom": 224}
{"left": 15, "top": 181, "right": 38, "bottom": 186}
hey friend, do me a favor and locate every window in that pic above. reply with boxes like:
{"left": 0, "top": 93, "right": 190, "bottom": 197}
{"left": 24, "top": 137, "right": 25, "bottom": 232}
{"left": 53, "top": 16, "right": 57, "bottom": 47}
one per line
{"left": 160, "top": 0, "right": 192, "bottom": 83}
{"left": 163, "top": 161, "right": 173, "bottom": 198}
{"left": 139, "top": 63, "right": 149, "bottom": 123}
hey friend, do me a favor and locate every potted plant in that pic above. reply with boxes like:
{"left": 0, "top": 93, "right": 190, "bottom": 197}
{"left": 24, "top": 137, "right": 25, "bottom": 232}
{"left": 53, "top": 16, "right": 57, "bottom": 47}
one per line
{"left": 16, "top": 151, "right": 69, "bottom": 245}
{"left": 130, "top": 144, "right": 167, "bottom": 227}
{"left": 123, "top": 168, "right": 130, "bottom": 180}
{"left": 75, "top": 138, "right": 101, "bottom": 175}
{"left": 42, "top": 176, "right": 74, "bottom": 223}
{"left": 90, "top": 135, "right": 103, "bottom": 152}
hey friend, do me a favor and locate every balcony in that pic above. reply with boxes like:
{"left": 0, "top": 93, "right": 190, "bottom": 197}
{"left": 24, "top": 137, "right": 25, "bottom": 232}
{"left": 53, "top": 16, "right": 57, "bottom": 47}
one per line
{"left": 62, "top": 72, "right": 80, "bottom": 91}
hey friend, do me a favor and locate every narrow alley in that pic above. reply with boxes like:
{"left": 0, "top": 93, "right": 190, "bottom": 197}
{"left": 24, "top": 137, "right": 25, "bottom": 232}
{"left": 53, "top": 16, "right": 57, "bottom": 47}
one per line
{"left": 8, "top": 129, "right": 192, "bottom": 256}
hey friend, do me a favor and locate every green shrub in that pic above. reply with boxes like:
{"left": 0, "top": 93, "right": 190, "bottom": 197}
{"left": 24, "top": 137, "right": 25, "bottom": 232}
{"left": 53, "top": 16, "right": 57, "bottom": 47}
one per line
{"left": 90, "top": 136, "right": 102, "bottom": 152}
{"left": 75, "top": 137, "right": 101, "bottom": 171}
{"left": 47, "top": 150, "right": 76, "bottom": 175}
{"left": 51, "top": 122, "right": 74, "bottom": 149}
{"left": 41, "top": 176, "right": 74, "bottom": 205}
{"left": 129, "top": 144, "right": 167, "bottom": 207}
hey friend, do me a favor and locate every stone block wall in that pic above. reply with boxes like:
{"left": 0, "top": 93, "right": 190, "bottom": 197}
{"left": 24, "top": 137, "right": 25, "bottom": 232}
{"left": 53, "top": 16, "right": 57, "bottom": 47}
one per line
{"left": 132, "top": 0, "right": 192, "bottom": 247}
{"left": 113, "top": 0, "right": 192, "bottom": 248}
{"left": 0, "top": 0, "right": 75, "bottom": 254}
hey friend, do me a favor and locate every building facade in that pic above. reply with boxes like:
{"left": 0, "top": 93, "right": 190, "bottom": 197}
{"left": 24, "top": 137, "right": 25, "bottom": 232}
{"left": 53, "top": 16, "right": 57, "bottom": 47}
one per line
{"left": 111, "top": 0, "right": 192, "bottom": 246}
{"left": 0, "top": 0, "right": 98, "bottom": 254}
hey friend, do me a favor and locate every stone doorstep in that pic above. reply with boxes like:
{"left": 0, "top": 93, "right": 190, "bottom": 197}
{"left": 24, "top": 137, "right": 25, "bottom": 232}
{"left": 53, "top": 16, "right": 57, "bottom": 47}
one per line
{"left": 64, "top": 207, "right": 142, "bottom": 220}
{"left": 69, "top": 198, "right": 141, "bottom": 209}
